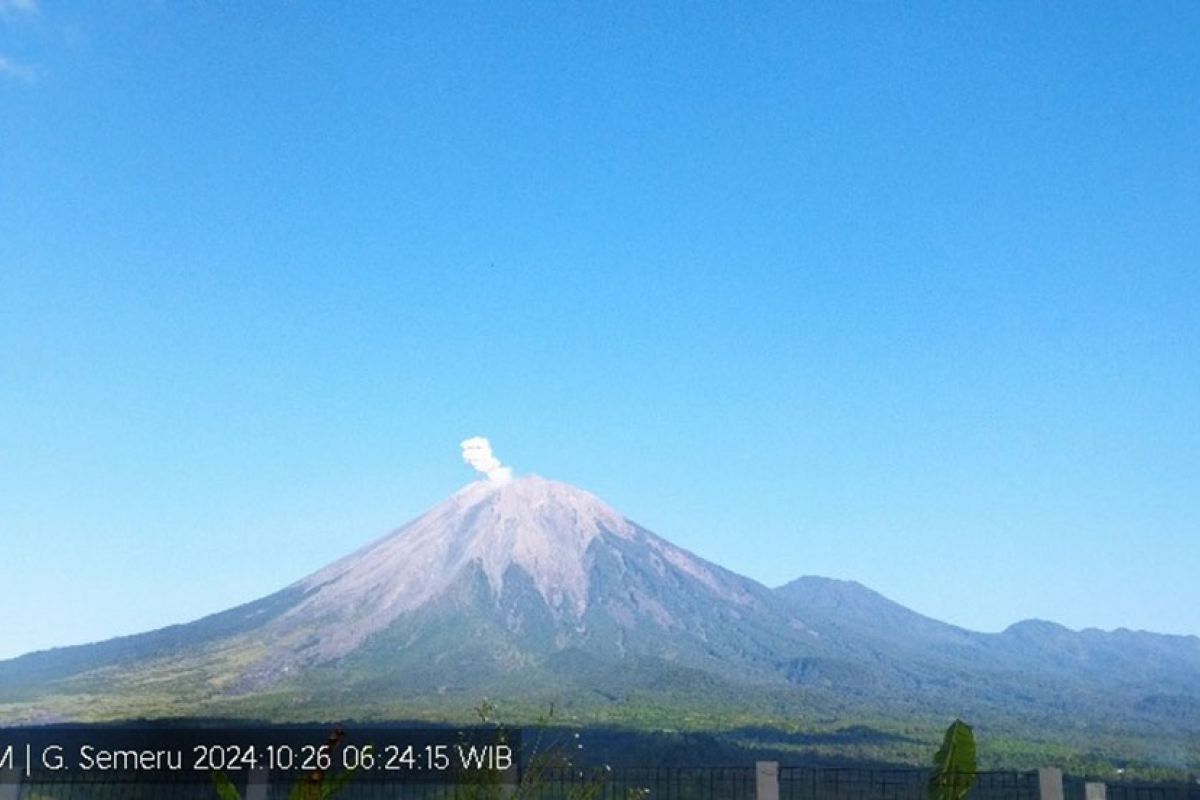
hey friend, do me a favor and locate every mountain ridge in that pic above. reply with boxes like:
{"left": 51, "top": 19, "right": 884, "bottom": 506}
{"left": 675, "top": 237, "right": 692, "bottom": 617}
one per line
{"left": 2, "top": 474, "right": 1198, "bottom": 765}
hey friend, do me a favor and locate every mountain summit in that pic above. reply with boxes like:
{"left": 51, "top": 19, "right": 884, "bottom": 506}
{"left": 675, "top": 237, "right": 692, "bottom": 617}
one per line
{"left": 264, "top": 475, "right": 761, "bottom": 664}
{"left": 2, "top": 474, "right": 1198, "bottom": 742}
{"left": 283, "top": 476, "right": 640, "bottom": 657}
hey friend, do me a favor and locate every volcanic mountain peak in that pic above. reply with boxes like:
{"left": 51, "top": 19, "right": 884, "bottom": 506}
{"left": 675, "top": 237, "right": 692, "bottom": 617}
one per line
{"left": 2, "top": 470, "right": 1199, "bottom": 755}
{"left": 275, "top": 475, "right": 639, "bottom": 655}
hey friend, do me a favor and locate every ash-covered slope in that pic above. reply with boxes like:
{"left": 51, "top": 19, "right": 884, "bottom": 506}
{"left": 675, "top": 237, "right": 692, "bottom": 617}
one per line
{"left": 2, "top": 475, "right": 1198, "bottom": 737}
{"left": 0, "top": 476, "right": 823, "bottom": 720}
{"left": 241, "top": 475, "right": 821, "bottom": 694}
{"left": 264, "top": 476, "right": 774, "bottom": 660}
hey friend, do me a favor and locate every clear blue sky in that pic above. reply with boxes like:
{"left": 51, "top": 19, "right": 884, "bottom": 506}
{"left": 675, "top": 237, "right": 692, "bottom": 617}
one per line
{"left": 2, "top": 2, "right": 1197, "bottom": 660}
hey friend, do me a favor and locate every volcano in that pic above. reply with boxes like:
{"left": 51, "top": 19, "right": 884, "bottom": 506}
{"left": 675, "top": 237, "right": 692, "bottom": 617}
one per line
{"left": 208, "top": 475, "right": 810, "bottom": 699}
{"left": 2, "top": 475, "right": 1199, "bottom": 745}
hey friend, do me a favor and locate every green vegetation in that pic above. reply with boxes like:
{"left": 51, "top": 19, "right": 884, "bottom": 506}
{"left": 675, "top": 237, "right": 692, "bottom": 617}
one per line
{"left": 929, "top": 720, "right": 976, "bottom": 800}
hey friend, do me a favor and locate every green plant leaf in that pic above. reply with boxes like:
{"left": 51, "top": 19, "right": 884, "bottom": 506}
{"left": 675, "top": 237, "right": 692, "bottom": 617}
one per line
{"left": 211, "top": 771, "right": 242, "bottom": 800}
{"left": 929, "top": 719, "right": 977, "bottom": 800}
{"left": 320, "top": 768, "right": 357, "bottom": 799}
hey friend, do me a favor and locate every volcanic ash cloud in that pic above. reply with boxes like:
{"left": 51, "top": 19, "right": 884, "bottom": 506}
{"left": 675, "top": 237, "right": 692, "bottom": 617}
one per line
{"left": 460, "top": 436, "right": 513, "bottom": 483}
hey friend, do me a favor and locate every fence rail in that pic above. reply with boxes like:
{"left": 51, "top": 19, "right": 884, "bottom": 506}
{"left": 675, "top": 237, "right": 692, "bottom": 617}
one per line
{"left": 3, "top": 767, "right": 1197, "bottom": 800}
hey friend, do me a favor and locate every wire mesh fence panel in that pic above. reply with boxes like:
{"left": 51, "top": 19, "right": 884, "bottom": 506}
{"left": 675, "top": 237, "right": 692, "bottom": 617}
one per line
{"left": 969, "top": 771, "right": 1041, "bottom": 800}
{"left": 779, "top": 769, "right": 1039, "bottom": 800}
{"left": 1107, "top": 784, "right": 1199, "bottom": 800}
{"left": 524, "top": 766, "right": 754, "bottom": 800}
{"left": 781, "top": 768, "right": 926, "bottom": 800}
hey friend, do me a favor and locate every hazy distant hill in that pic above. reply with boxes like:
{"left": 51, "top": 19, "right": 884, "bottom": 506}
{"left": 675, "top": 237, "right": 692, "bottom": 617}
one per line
{"left": 2, "top": 476, "right": 1198, "bottom": 767}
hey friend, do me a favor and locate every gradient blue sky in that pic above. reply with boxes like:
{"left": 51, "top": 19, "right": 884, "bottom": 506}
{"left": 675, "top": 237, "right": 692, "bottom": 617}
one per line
{"left": 2, "top": 2, "right": 1198, "bottom": 660}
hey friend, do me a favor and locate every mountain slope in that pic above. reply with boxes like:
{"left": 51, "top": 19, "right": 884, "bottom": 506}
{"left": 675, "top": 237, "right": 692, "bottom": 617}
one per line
{"left": 773, "top": 576, "right": 1200, "bottom": 728}
{"left": 222, "top": 476, "right": 824, "bottom": 692}
{"left": 1, "top": 477, "right": 823, "bottom": 720}
{"left": 2, "top": 475, "right": 1198, "bottom": 749}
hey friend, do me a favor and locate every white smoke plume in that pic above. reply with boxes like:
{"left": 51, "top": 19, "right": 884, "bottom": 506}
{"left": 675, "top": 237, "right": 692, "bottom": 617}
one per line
{"left": 460, "top": 436, "right": 513, "bottom": 483}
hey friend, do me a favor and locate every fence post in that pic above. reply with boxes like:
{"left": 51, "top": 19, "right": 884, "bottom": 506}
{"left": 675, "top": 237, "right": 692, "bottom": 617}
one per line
{"left": 1085, "top": 783, "right": 1107, "bottom": 800}
{"left": 0, "top": 769, "right": 20, "bottom": 800}
{"left": 1039, "top": 768, "right": 1064, "bottom": 800}
{"left": 245, "top": 766, "right": 270, "bottom": 800}
{"left": 500, "top": 759, "right": 519, "bottom": 799}
{"left": 757, "top": 761, "right": 780, "bottom": 800}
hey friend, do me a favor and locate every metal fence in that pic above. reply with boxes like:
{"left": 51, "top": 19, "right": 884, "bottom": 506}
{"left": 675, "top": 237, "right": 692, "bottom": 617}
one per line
{"left": 3, "top": 767, "right": 755, "bottom": 800}
{"left": 778, "top": 769, "right": 1041, "bottom": 800}
{"left": 1103, "top": 782, "right": 1200, "bottom": 800}
{"left": 516, "top": 766, "right": 754, "bottom": 800}
{"left": 3, "top": 768, "right": 1197, "bottom": 800}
